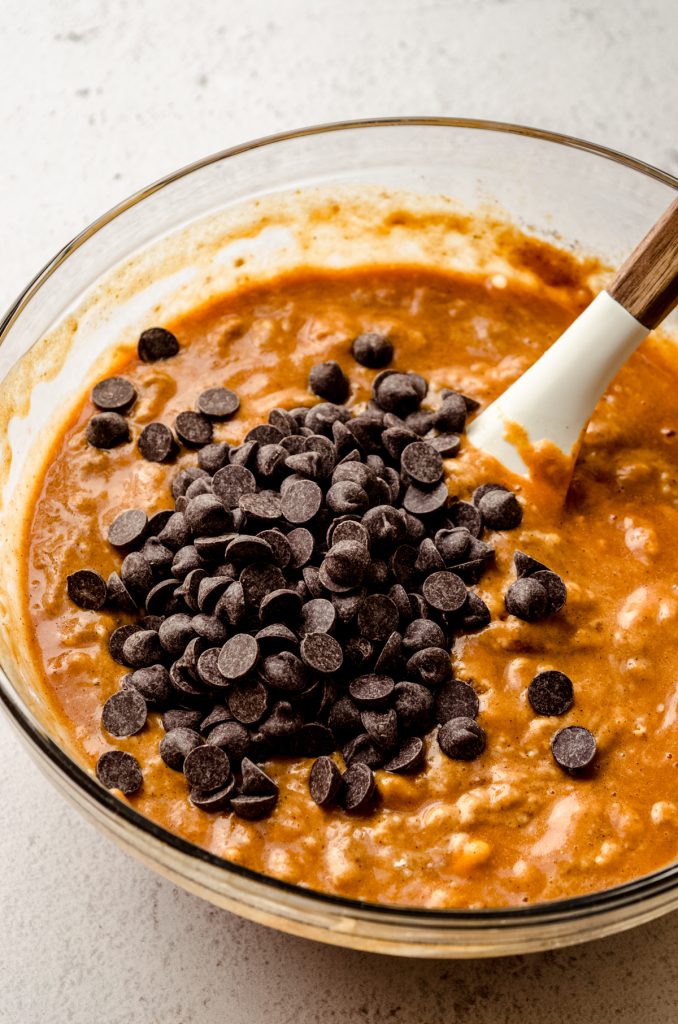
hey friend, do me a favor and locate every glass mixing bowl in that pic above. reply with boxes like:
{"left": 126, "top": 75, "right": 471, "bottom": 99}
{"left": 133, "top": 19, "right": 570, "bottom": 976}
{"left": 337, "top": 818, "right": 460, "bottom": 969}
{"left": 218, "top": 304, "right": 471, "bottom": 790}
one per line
{"left": 0, "top": 119, "right": 676, "bottom": 958}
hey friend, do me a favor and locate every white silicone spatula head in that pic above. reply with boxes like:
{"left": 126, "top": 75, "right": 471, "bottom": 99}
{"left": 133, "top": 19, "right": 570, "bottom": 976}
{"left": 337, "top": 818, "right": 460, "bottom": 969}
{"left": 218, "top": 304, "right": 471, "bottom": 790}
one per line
{"left": 467, "top": 195, "right": 678, "bottom": 476}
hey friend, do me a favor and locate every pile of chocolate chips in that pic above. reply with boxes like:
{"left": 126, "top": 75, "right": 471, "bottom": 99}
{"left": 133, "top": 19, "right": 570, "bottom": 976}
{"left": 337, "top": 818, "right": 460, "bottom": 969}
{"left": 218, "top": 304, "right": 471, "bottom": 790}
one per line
{"left": 69, "top": 327, "right": 592, "bottom": 819}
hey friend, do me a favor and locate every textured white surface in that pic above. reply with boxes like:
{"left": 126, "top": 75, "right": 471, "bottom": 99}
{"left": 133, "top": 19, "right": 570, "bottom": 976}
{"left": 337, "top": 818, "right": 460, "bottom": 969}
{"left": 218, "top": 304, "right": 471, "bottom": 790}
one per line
{"left": 1, "top": 1, "right": 677, "bottom": 1021}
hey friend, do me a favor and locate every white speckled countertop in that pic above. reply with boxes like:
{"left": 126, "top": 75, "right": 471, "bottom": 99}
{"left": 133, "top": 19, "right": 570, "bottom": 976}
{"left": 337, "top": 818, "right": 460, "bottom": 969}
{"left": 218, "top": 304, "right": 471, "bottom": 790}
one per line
{"left": 1, "top": 1, "right": 677, "bottom": 1020}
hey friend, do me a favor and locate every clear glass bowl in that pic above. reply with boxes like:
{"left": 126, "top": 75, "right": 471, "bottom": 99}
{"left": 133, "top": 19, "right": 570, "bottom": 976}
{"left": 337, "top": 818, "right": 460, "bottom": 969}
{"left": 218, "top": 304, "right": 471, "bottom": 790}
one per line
{"left": 1, "top": 119, "right": 676, "bottom": 958}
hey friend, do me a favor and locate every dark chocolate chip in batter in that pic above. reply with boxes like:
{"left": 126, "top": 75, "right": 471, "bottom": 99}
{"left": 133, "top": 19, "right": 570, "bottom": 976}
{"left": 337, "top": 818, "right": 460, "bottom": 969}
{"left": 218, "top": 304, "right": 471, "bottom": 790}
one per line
{"left": 309, "top": 361, "right": 350, "bottom": 404}
{"left": 309, "top": 755, "right": 343, "bottom": 807}
{"left": 528, "top": 670, "right": 574, "bottom": 716}
{"left": 300, "top": 633, "right": 344, "bottom": 674}
{"left": 197, "top": 387, "right": 240, "bottom": 420}
{"left": 138, "top": 327, "right": 179, "bottom": 362}
{"left": 91, "top": 376, "right": 137, "bottom": 413}
{"left": 107, "top": 508, "right": 148, "bottom": 549}
{"left": 351, "top": 332, "right": 394, "bottom": 368}
{"left": 406, "top": 647, "right": 452, "bottom": 688}
{"left": 403, "top": 480, "right": 449, "bottom": 516}
{"left": 447, "top": 500, "right": 483, "bottom": 537}
{"left": 505, "top": 577, "right": 549, "bottom": 621}
{"left": 128, "top": 665, "right": 172, "bottom": 706}
{"left": 477, "top": 487, "right": 523, "bottom": 530}
{"left": 349, "top": 673, "right": 394, "bottom": 707}
{"left": 96, "top": 750, "right": 143, "bottom": 794}
{"left": 183, "top": 744, "right": 231, "bottom": 790}
{"left": 281, "top": 479, "right": 323, "bottom": 524}
{"left": 551, "top": 725, "right": 596, "bottom": 774}
{"left": 530, "top": 570, "right": 567, "bottom": 614}
{"left": 438, "top": 717, "right": 486, "bottom": 761}
{"left": 435, "top": 679, "right": 479, "bottom": 723}
{"left": 174, "top": 411, "right": 213, "bottom": 448}
{"left": 230, "top": 792, "right": 278, "bottom": 819}
{"left": 206, "top": 721, "right": 251, "bottom": 761}
{"left": 384, "top": 736, "right": 425, "bottom": 774}
{"left": 101, "top": 688, "right": 147, "bottom": 738}
{"left": 341, "top": 762, "right": 376, "bottom": 813}
{"left": 159, "top": 727, "right": 203, "bottom": 770}
{"left": 401, "top": 441, "right": 443, "bottom": 486}
{"left": 67, "top": 569, "right": 107, "bottom": 610}
{"left": 422, "top": 571, "right": 467, "bottom": 613}
{"left": 189, "top": 779, "right": 236, "bottom": 811}
{"left": 393, "top": 681, "right": 434, "bottom": 733}
{"left": 240, "top": 757, "right": 278, "bottom": 796}
{"left": 85, "top": 412, "right": 130, "bottom": 449}
{"left": 429, "top": 433, "right": 461, "bottom": 458}
{"left": 217, "top": 633, "right": 259, "bottom": 681}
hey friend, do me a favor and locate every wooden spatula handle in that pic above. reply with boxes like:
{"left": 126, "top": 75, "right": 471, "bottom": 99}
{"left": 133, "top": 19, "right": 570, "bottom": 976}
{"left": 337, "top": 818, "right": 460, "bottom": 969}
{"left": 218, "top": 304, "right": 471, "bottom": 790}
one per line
{"left": 607, "top": 194, "right": 678, "bottom": 330}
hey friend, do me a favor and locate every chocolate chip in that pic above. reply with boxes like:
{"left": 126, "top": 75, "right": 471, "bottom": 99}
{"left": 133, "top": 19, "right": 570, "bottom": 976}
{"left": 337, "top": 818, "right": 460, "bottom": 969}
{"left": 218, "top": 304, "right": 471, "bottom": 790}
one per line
{"left": 389, "top": 583, "right": 412, "bottom": 622}
{"left": 514, "top": 550, "right": 549, "bottom": 577}
{"left": 343, "top": 637, "right": 374, "bottom": 672}
{"left": 207, "top": 721, "right": 250, "bottom": 761}
{"left": 67, "top": 569, "right": 107, "bottom": 610}
{"left": 300, "top": 633, "right": 344, "bottom": 674}
{"left": 458, "top": 592, "right": 491, "bottom": 630}
{"left": 357, "top": 594, "right": 399, "bottom": 642}
{"left": 373, "top": 372, "right": 425, "bottom": 416}
{"left": 240, "top": 562, "right": 286, "bottom": 607}
{"left": 361, "top": 708, "right": 398, "bottom": 752}
{"left": 299, "top": 598, "right": 336, "bottom": 636}
{"left": 308, "top": 361, "right": 350, "bottom": 404}
{"left": 128, "top": 665, "right": 172, "bottom": 705}
{"left": 159, "top": 727, "right": 203, "bottom": 770}
{"left": 342, "top": 732, "right": 384, "bottom": 769}
{"left": 240, "top": 757, "right": 278, "bottom": 796}
{"left": 393, "top": 681, "right": 433, "bottom": 733}
{"left": 430, "top": 434, "right": 461, "bottom": 458}
{"left": 228, "top": 680, "right": 269, "bottom": 724}
{"left": 323, "top": 540, "right": 369, "bottom": 589}
{"left": 384, "top": 736, "right": 425, "bottom": 773}
{"left": 96, "top": 750, "right": 143, "bottom": 794}
{"left": 287, "top": 527, "right": 315, "bottom": 568}
{"left": 185, "top": 494, "right": 231, "bottom": 536}
{"left": 415, "top": 537, "right": 446, "bottom": 575}
{"left": 102, "top": 689, "right": 147, "bottom": 738}
{"left": 268, "top": 407, "right": 297, "bottom": 434}
{"left": 196, "top": 575, "right": 230, "bottom": 613}
{"left": 172, "top": 549, "right": 204, "bottom": 584}
{"left": 434, "top": 527, "right": 471, "bottom": 565}
{"left": 434, "top": 392, "right": 467, "bottom": 432}
{"left": 198, "top": 442, "right": 231, "bottom": 473}
{"left": 107, "top": 509, "right": 148, "bottom": 549}
{"left": 189, "top": 779, "right": 236, "bottom": 811}
{"left": 121, "top": 629, "right": 164, "bottom": 668}
{"left": 191, "top": 614, "right": 228, "bottom": 645}
{"left": 401, "top": 441, "right": 443, "bottom": 486}
{"left": 447, "top": 501, "right": 483, "bottom": 537}
{"left": 531, "top": 570, "right": 567, "bottom": 614}
{"left": 505, "top": 577, "right": 549, "bottom": 621}
{"left": 183, "top": 744, "right": 231, "bottom": 790}
{"left": 551, "top": 726, "right": 596, "bottom": 774}
{"left": 325, "top": 481, "right": 368, "bottom": 517}
{"left": 422, "top": 571, "right": 467, "bottom": 613}
{"left": 435, "top": 679, "right": 479, "bottom": 723}
{"left": 158, "top": 512, "right": 189, "bottom": 551}
{"left": 230, "top": 793, "right": 278, "bottom": 819}
{"left": 351, "top": 332, "right": 393, "bottom": 368}
{"left": 120, "top": 551, "right": 154, "bottom": 597}
{"left": 162, "top": 708, "right": 203, "bottom": 732}
{"left": 373, "top": 631, "right": 403, "bottom": 676}
{"left": 362, "top": 504, "right": 406, "bottom": 553}
{"left": 478, "top": 487, "right": 523, "bottom": 530}
{"left": 349, "top": 673, "right": 394, "bottom": 707}
{"left": 305, "top": 402, "right": 350, "bottom": 437}
{"left": 302, "top": 566, "right": 323, "bottom": 599}
{"left": 92, "top": 376, "right": 136, "bottom": 413}
{"left": 401, "top": 619, "right": 443, "bottom": 654}
{"left": 158, "top": 613, "right": 195, "bottom": 655}
{"left": 136, "top": 422, "right": 175, "bottom": 463}
{"left": 257, "top": 529, "right": 291, "bottom": 568}
{"left": 403, "top": 480, "right": 449, "bottom": 516}
{"left": 259, "top": 588, "right": 303, "bottom": 625}
{"left": 218, "top": 633, "right": 259, "bottom": 681}
{"left": 193, "top": 647, "right": 226, "bottom": 688}
{"left": 528, "top": 670, "right": 574, "bottom": 716}
{"left": 214, "top": 581, "right": 246, "bottom": 626}
{"left": 262, "top": 651, "right": 309, "bottom": 693}
{"left": 341, "top": 762, "right": 376, "bottom": 812}
{"left": 174, "top": 411, "right": 213, "bottom": 448}
{"left": 86, "top": 412, "right": 130, "bottom": 449}
{"left": 238, "top": 490, "right": 283, "bottom": 521}
{"left": 404, "top": 410, "right": 435, "bottom": 435}
{"left": 255, "top": 623, "right": 299, "bottom": 649}
{"left": 199, "top": 705, "right": 232, "bottom": 733}
{"left": 108, "top": 625, "right": 142, "bottom": 665}
{"left": 309, "top": 756, "right": 342, "bottom": 806}
{"left": 438, "top": 717, "right": 486, "bottom": 760}
{"left": 105, "top": 575, "right": 135, "bottom": 615}
{"left": 281, "top": 479, "right": 323, "bottom": 524}
{"left": 138, "top": 326, "right": 179, "bottom": 361}
{"left": 197, "top": 387, "right": 240, "bottom": 420}
{"left": 406, "top": 647, "right": 452, "bottom": 688}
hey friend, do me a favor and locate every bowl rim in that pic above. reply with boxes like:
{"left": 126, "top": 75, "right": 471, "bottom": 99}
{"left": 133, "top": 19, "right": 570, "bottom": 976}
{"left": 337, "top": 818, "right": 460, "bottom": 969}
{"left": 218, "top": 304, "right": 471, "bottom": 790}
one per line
{"left": 2, "top": 116, "right": 678, "bottom": 929}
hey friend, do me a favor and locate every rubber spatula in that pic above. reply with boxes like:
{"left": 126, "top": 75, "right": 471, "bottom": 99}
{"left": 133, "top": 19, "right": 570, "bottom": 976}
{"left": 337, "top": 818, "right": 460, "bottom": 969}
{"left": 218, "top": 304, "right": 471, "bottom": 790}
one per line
{"left": 467, "top": 195, "right": 678, "bottom": 476}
